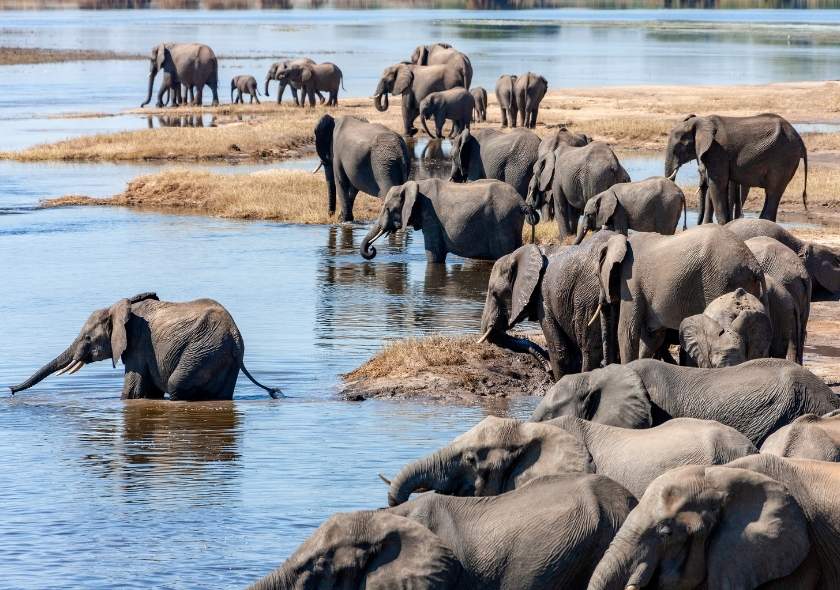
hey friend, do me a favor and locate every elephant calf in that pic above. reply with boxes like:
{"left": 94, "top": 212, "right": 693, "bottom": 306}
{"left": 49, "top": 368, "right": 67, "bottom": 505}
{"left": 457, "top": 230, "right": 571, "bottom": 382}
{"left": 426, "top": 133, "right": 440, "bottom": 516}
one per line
{"left": 574, "top": 176, "right": 686, "bottom": 244}
{"left": 360, "top": 179, "right": 526, "bottom": 263}
{"left": 761, "top": 412, "right": 840, "bottom": 461}
{"left": 419, "top": 87, "right": 474, "bottom": 139}
{"left": 469, "top": 86, "right": 487, "bottom": 122}
{"left": 10, "top": 292, "right": 280, "bottom": 401}
{"left": 230, "top": 74, "right": 260, "bottom": 104}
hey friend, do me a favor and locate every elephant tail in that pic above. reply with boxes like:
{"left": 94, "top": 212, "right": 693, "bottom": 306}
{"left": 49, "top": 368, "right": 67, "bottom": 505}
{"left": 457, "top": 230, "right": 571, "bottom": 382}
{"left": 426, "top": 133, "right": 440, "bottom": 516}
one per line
{"left": 801, "top": 143, "right": 808, "bottom": 211}
{"left": 240, "top": 363, "right": 283, "bottom": 399}
{"left": 340, "top": 71, "right": 346, "bottom": 92}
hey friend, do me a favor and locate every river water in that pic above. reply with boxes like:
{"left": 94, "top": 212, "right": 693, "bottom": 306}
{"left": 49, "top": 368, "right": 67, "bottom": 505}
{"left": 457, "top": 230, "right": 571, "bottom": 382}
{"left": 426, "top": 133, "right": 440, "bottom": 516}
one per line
{"left": 0, "top": 8, "right": 836, "bottom": 588}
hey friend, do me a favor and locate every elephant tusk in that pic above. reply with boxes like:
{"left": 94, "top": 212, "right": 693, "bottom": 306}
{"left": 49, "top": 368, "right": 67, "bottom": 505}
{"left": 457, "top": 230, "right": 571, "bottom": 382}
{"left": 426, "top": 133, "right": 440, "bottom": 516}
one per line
{"left": 57, "top": 360, "right": 84, "bottom": 376}
{"left": 311, "top": 162, "right": 323, "bottom": 174}
{"left": 587, "top": 302, "right": 603, "bottom": 327}
{"left": 626, "top": 586, "right": 639, "bottom": 590}
{"left": 667, "top": 170, "right": 678, "bottom": 181}
{"left": 368, "top": 230, "right": 386, "bottom": 245}
{"left": 476, "top": 328, "right": 493, "bottom": 344}
{"left": 66, "top": 361, "right": 85, "bottom": 375}
{"left": 378, "top": 473, "right": 392, "bottom": 486}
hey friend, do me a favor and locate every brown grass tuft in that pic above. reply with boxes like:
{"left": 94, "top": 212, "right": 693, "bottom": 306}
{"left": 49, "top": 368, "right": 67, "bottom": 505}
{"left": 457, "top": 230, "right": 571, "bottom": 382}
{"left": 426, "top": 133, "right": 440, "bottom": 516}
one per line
{"left": 0, "top": 46, "right": 141, "bottom": 65}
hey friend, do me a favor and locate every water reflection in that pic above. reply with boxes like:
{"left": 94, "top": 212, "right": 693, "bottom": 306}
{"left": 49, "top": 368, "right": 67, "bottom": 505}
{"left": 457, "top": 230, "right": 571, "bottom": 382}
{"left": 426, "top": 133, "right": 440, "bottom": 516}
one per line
{"left": 146, "top": 114, "right": 217, "bottom": 128}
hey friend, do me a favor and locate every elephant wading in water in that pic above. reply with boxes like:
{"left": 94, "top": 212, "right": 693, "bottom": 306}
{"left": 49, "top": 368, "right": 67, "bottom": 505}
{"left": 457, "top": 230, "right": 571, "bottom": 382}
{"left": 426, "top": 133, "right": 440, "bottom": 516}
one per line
{"left": 373, "top": 62, "right": 466, "bottom": 136}
{"left": 449, "top": 128, "right": 541, "bottom": 198}
{"left": 141, "top": 43, "right": 219, "bottom": 108}
{"left": 360, "top": 179, "right": 526, "bottom": 263}
{"left": 314, "top": 114, "right": 411, "bottom": 222}
{"left": 664, "top": 113, "right": 808, "bottom": 223}
{"left": 10, "top": 293, "right": 280, "bottom": 401}
{"left": 588, "top": 455, "right": 840, "bottom": 590}
{"left": 249, "top": 474, "right": 635, "bottom": 590}
{"left": 410, "top": 42, "right": 473, "bottom": 88}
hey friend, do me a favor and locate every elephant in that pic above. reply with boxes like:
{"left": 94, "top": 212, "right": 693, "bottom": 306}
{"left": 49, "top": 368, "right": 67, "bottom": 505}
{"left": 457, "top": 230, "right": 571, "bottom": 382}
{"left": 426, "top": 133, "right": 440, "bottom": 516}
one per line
{"left": 418, "top": 87, "right": 474, "bottom": 139}
{"left": 409, "top": 42, "right": 473, "bottom": 88}
{"left": 574, "top": 177, "right": 687, "bottom": 244}
{"left": 9, "top": 293, "right": 280, "bottom": 401}
{"left": 277, "top": 61, "right": 344, "bottom": 107}
{"left": 449, "top": 127, "right": 541, "bottom": 198}
{"left": 594, "top": 225, "right": 766, "bottom": 362}
{"left": 386, "top": 415, "right": 755, "bottom": 504}
{"left": 250, "top": 474, "right": 634, "bottom": 590}
{"left": 531, "top": 358, "right": 839, "bottom": 446}
{"left": 140, "top": 43, "right": 219, "bottom": 108}
{"left": 469, "top": 86, "right": 487, "bottom": 122}
{"left": 526, "top": 141, "right": 630, "bottom": 239}
{"left": 726, "top": 217, "right": 840, "bottom": 298}
{"left": 264, "top": 58, "right": 323, "bottom": 105}
{"left": 538, "top": 125, "right": 591, "bottom": 156}
{"left": 588, "top": 454, "right": 840, "bottom": 590}
{"left": 494, "top": 74, "right": 517, "bottom": 128}
{"left": 513, "top": 72, "right": 548, "bottom": 129}
{"left": 230, "top": 75, "right": 260, "bottom": 104}
{"left": 761, "top": 412, "right": 840, "bottom": 461}
{"left": 373, "top": 62, "right": 466, "bottom": 136}
{"left": 360, "top": 179, "right": 526, "bottom": 263}
{"left": 664, "top": 113, "right": 808, "bottom": 223}
{"left": 313, "top": 114, "right": 410, "bottom": 222}
{"left": 158, "top": 70, "right": 183, "bottom": 107}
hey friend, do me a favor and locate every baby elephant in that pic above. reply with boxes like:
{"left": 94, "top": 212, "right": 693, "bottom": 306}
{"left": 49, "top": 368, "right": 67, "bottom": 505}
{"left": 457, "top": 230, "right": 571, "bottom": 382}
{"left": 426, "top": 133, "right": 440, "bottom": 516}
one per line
{"left": 419, "top": 87, "right": 474, "bottom": 139}
{"left": 360, "top": 179, "right": 526, "bottom": 263}
{"left": 10, "top": 292, "right": 280, "bottom": 401}
{"left": 470, "top": 86, "right": 487, "bottom": 122}
{"left": 230, "top": 75, "right": 260, "bottom": 104}
{"left": 574, "top": 176, "right": 686, "bottom": 244}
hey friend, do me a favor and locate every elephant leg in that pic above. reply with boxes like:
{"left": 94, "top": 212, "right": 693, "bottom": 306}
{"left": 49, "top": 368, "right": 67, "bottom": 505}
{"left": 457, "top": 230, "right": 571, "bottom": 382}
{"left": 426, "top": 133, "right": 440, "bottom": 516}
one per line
{"left": 195, "top": 86, "right": 204, "bottom": 106}
{"left": 553, "top": 192, "right": 570, "bottom": 239}
{"left": 402, "top": 97, "right": 418, "bottom": 136}
{"left": 290, "top": 86, "right": 300, "bottom": 106}
{"left": 209, "top": 78, "right": 220, "bottom": 107}
{"left": 317, "top": 90, "right": 325, "bottom": 104}
{"left": 759, "top": 187, "right": 783, "bottom": 222}
{"left": 336, "top": 169, "right": 355, "bottom": 223}
{"left": 707, "top": 176, "right": 730, "bottom": 224}
{"left": 639, "top": 328, "right": 666, "bottom": 360}
{"left": 617, "top": 302, "right": 642, "bottom": 363}
{"left": 509, "top": 107, "right": 517, "bottom": 128}
{"left": 329, "top": 91, "right": 337, "bottom": 106}
{"left": 500, "top": 107, "right": 508, "bottom": 128}
{"left": 122, "top": 369, "right": 163, "bottom": 400}
{"left": 541, "top": 317, "right": 577, "bottom": 381}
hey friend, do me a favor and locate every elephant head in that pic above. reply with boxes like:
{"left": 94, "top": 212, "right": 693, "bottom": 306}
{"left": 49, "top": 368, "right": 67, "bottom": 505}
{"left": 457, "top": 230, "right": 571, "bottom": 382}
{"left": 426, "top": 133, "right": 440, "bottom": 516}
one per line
{"left": 531, "top": 363, "right": 652, "bottom": 428}
{"left": 418, "top": 95, "right": 438, "bottom": 138}
{"left": 373, "top": 64, "right": 413, "bottom": 113}
{"left": 575, "top": 190, "right": 627, "bottom": 244}
{"left": 10, "top": 293, "right": 159, "bottom": 394}
{"left": 679, "top": 288, "right": 772, "bottom": 368}
{"left": 141, "top": 43, "right": 172, "bottom": 108}
{"left": 264, "top": 63, "right": 279, "bottom": 95}
{"left": 588, "top": 463, "right": 811, "bottom": 590}
{"left": 525, "top": 150, "right": 556, "bottom": 218}
{"left": 278, "top": 64, "right": 311, "bottom": 86}
{"left": 448, "top": 128, "right": 477, "bottom": 183}
{"left": 805, "top": 241, "right": 840, "bottom": 294}
{"left": 542, "top": 126, "right": 591, "bottom": 154}
{"left": 360, "top": 181, "right": 420, "bottom": 260}
{"left": 247, "top": 511, "right": 463, "bottom": 590}
{"left": 664, "top": 114, "right": 716, "bottom": 179}
{"left": 230, "top": 77, "right": 236, "bottom": 103}
{"left": 386, "top": 416, "right": 592, "bottom": 506}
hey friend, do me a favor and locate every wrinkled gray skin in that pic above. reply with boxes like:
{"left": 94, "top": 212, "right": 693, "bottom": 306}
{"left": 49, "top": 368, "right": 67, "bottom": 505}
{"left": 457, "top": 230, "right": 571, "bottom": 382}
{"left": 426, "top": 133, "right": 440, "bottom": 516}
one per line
{"left": 469, "top": 86, "right": 487, "bottom": 122}
{"left": 264, "top": 58, "right": 322, "bottom": 105}
{"left": 409, "top": 42, "right": 473, "bottom": 88}
{"left": 596, "top": 225, "right": 766, "bottom": 362}
{"left": 140, "top": 43, "right": 218, "bottom": 108}
{"left": 373, "top": 63, "right": 466, "bottom": 136}
{"left": 230, "top": 75, "right": 260, "bottom": 104}
{"left": 513, "top": 72, "right": 548, "bottom": 128}
{"left": 360, "top": 179, "right": 525, "bottom": 263}
{"left": 314, "top": 114, "right": 410, "bottom": 222}
{"left": 538, "top": 125, "right": 592, "bottom": 157}
{"left": 278, "top": 62, "right": 343, "bottom": 107}
{"left": 589, "top": 455, "right": 840, "bottom": 590}
{"left": 494, "top": 74, "right": 518, "bottom": 128}
{"left": 575, "top": 177, "right": 686, "bottom": 244}
{"left": 745, "top": 235, "right": 811, "bottom": 362}
{"left": 251, "top": 474, "right": 634, "bottom": 590}
{"left": 761, "top": 411, "right": 840, "bottom": 461}
{"left": 526, "top": 142, "right": 630, "bottom": 239}
{"left": 449, "top": 127, "right": 541, "bottom": 198}
{"left": 727, "top": 216, "right": 840, "bottom": 298}
{"left": 419, "top": 87, "right": 474, "bottom": 139}
{"left": 10, "top": 293, "right": 280, "bottom": 401}
{"left": 387, "top": 415, "right": 755, "bottom": 504}
{"left": 664, "top": 113, "right": 808, "bottom": 223}
{"left": 531, "top": 358, "right": 839, "bottom": 446}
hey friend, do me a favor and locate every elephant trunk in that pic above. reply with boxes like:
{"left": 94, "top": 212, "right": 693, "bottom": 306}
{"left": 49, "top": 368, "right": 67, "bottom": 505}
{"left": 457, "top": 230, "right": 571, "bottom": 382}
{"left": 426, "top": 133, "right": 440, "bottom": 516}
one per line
{"left": 231, "top": 85, "right": 235, "bottom": 104}
{"left": 10, "top": 345, "right": 75, "bottom": 394}
{"left": 373, "top": 89, "right": 389, "bottom": 112}
{"left": 388, "top": 448, "right": 459, "bottom": 506}
{"left": 263, "top": 77, "right": 271, "bottom": 96}
{"left": 588, "top": 520, "right": 651, "bottom": 590}
{"left": 361, "top": 221, "right": 385, "bottom": 260}
{"left": 420, "top": 113, "right": 434, "bottom": 138}
{"left": 141, "top": 67, "right": 156, "bottom": 107}
{"left": 574, "top": 219, "right": 589, "bottom": 245}
{"left": 664, "top": 154, "right": 679, "bottom": 180}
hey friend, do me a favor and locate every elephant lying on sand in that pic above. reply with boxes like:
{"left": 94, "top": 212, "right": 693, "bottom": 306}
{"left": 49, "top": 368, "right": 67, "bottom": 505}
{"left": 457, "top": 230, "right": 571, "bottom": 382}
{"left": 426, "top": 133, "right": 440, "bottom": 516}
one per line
{"left": 531, "top": 358, "right": 839, "bottom": 446}
{"left": 386, "top": 415, "right": 755, "bottom": 504}
{"left": 10, "top": 293, "right": 280, "bottom": 401}
{"left": 360, "top": 179, "right": 526, "bottom": 263}
{"left": 761, "top": 412, "right": 840, "bottom": 461}
{"left": 449, "top": 128, "right": 541, "bottom": 198}
{"left": 589, "top": 455, "right": 840, "bottom": 590}
{"left": 249, "top": 474, "right": 634, "bottom": 590}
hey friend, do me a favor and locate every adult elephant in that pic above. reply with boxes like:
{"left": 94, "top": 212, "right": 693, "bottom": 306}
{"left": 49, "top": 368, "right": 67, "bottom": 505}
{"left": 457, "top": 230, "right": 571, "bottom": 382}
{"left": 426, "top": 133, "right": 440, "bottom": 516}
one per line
{"left": 9, "top": 293, "right": 280, "bottom": 401}
{"left": 526, "top": 142, "right": 630, "bottom": 240}
{"left": 277, "top": 61, "right": 344, "bottom": 107}
{"left": 664, "top": 113, "right": 808, "bottom": 223}
{"left": 449, "top": 127, "right": 541, "bottom": 198}
{"left": 386, "top": 415, "right": 755, "bottom": 504}
{"left": 250, "top": 474, "right": 634, "bottom": 590}
{"left": 531, "top": 358, "right": 839, "bottom": 446}
{"left": 410, "top": 42, "right": 472, "bottom": 88}
{"left": 513, "top": 72, "right": 548, "bottom": 129}
{"left": 589, "top": 455, "right": 840, "bottom": 590}
{"left": 314, "top": 114, "right": 410, "bottom": 222}
{"left": 140, "top": 43, "right": 219, "bottom": 108}
{"left": 495, "top": 74, "right": 517, "bottom": 128}
{"left": 264, "top": 58, "right": 321, "bottom": 105}
{"left": 538, "top": 125, "right": 591, "bottom": 156}
{"left": 761, "top": 412, "right": 840, "bottom": 461}
{"left": 726, "top": 217, "right": 840, "bottom": 298}
{"left": 596, "top": 225, "right": 765, "bottom": 362}
{"left": 373, "top": 62, "right": 466, "bottom": 136}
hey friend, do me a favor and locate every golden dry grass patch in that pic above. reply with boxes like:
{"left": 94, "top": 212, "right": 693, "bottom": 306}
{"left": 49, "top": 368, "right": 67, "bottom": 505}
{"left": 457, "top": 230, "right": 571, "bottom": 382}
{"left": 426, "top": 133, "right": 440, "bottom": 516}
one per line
{"left": 0, "top": 46, "right": 141, "bottom": 65}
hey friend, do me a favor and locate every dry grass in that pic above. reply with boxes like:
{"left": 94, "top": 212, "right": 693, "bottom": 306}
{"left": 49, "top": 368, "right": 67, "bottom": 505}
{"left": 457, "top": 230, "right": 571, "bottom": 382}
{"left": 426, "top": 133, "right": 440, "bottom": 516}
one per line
{"left": 0, "top": 46, "right": 141, "bottom": 65}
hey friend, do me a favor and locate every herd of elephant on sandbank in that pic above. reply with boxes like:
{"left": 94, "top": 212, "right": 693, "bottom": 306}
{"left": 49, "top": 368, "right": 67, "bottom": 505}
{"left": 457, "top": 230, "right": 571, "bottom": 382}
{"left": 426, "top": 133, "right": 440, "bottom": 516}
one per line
{"left": 12, "top": 40, "right": 840, "bottom": 588}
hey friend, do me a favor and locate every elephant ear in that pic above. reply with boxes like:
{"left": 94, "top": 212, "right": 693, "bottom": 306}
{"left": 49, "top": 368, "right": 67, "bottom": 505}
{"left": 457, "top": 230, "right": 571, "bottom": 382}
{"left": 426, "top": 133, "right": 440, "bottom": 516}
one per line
{"left": 510, "top": 244, "right": 546, "bottom": 327}
{"left": 693, "top": 117, "right": 717, "bottom": 164}
{"left": 400, "top": 181, "right": 420, "bottom": 230}
{"left": 109, "top": 298, "right": 132, "bottom": 368}
{"left": 595, "top": 191, "right": 619, "bottom": 228}
{"left": 585, "top": 364, "right": 652, "bottom": 428}
{"left": 730, "top": 309, "right": 772, "bottom": 361}
{"left": 705, "top": 466, "right": 811, "bottom": 590}
{"left": 154, "top": 43, "right": 167, "bottom": 70}
{"left": 509, "top": 421, "right": 594, "bottom": 487}
{"left": 392, "top": 66, "right": 414, "bottom": 95}
{"left": 300, "top": 65, "right": 313, "bottom": 82}
{"left": 597, "top": 234, "right": 628, "bottom": 304}
{"left": 538, "top": 151, "right": 556, "bottom": 192}
{"left": 679, "top": 314, "right": 719, "bottom": 368}
{"left": 418, "top": 45, "right": 430, "bottom": 65}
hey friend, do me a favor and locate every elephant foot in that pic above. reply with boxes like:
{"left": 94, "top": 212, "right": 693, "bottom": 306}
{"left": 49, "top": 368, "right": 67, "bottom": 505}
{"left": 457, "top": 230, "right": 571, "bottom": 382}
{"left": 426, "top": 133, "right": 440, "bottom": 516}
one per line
{"left": 405, "top": 127, "right": 419, "bottom": 137}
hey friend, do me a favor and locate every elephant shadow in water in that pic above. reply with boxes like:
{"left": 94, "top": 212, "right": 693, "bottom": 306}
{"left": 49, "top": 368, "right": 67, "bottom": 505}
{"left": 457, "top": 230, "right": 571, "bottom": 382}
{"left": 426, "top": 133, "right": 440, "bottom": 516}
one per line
{"left": 407, "top": 137, "right": 453, "bottom": 181}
